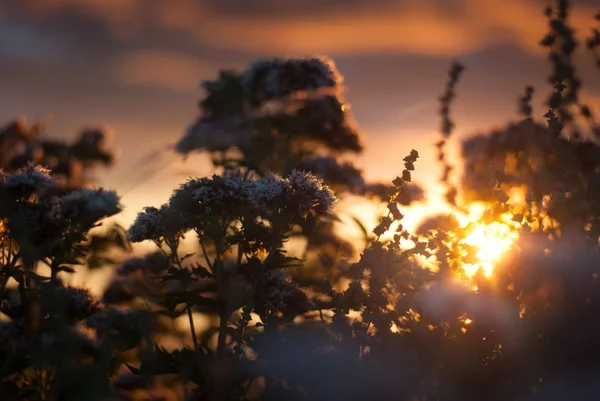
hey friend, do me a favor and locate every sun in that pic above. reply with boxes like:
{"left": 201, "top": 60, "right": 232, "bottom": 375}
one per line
{"left": 461, "top": 221, "right": 519, "bottom": 278}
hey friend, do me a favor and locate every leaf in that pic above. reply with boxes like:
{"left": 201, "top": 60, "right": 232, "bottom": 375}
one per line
{"left": 58, "top": 265, "right": 76, "bottom": 274}
{"left": 263, "top": 251, "right": 303, "bottom": 269}
{"left": 168, "top": 292, "right": 218, "bottom": 309}
{"left": 350, "top": 215, "right": 370, "bottom": 243}
{"left": 180, "top": 252, "right": 196, "bottom": 262}
{"left": 192, "top": 264, "right": 212, "bottom": 278}
{"left": 125, "top": 363, "right": 141, "bottom": 375}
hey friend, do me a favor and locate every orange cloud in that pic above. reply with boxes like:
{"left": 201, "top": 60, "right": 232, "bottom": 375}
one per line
{"left": 25, "top": 0, "right": 600, "bottom": 57}
{"left": 192, "top": 4, "right": 488, "bottom": 56}
{"left": 114, "top": 50, "right": 223, "bottom": 91}
{"left": 191, "top": 0, "right": 597, "bottom": 56}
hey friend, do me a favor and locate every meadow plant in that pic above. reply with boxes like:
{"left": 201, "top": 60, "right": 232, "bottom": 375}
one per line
{"left": 2, "top": 0, "right": 600, "bottom": 400}
{"left": 174, "top": 54, "right": 426, "bottom": 301}
{"left": 0, "top": 163, "right": 132, "bottom": 400}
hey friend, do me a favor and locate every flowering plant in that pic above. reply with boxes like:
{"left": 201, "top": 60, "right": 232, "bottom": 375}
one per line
{"left": 1, "top": 1, "right": 600, "bottom": 400}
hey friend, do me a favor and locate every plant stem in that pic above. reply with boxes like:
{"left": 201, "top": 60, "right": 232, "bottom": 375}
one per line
{"left": 170, "top": 244, "right": 200, "bottom": 351}
{"left": 0, "top": 276, "right": 8, "bottom": 305}
{"left": 187, "top": 303, "right": 199, "bottom": 351}
{"left": 215, "top": 251, "right": 227, "bottom": 357}
{"left": 198, "top": 234, "right": 214, "bottom": 272}
{"left": 0, "top": 249, "right": 21, "bottom": 303}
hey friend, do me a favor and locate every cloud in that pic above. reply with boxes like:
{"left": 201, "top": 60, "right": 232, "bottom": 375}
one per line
{"left": 28, "top": 0, "right": 597, "bottom": 56}
{"left": 194, "top": 2, "right": 491, "bottom": 56}
{"left": 19, "top": 0, "right": 600, "bottom": 57}
{"left": 114, "top": 50, "right": 222, "bottom": 91}
{"left": 24, "top": 0, "right": 143, "bottom": 38}
{"left": 0, "top": 20, "right": 67, "bottom": 61}
{"left": 192, "top": 0, "right": 598, "bottom": 56}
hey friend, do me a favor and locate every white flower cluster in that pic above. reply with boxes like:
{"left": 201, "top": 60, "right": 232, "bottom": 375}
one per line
{"left": 127, "top": 205, "right": 169, "bottom": 244}
{"left": 0, "top": 164, "right": 122, "bottom": 262}
{"left": 128, "top": 170, "right": 335, "bottom": 243}
{"left": 184, "top": 170, "right": 259, "bottom": 213}
{"left": 60, "top": 187, "right": 121, "bottom": 223}
{"left": 1, "top": 163, "right": 55, "bottom": 197}
{"left": 183, "top": 169, "right": 335, "bottom": 217}
{"left": 286, "top": 169, "right": 337, "bottom": 216}
{"left": 251, "top": 172, "right": 289, "bottom": 205}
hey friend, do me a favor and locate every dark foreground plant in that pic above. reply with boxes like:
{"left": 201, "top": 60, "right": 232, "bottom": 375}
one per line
{"left": 0, "top": 164, "right": 134, "bottom": 400}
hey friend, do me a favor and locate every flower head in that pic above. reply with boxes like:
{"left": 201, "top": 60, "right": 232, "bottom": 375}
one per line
{"left": 86, "top": 306, "right": 152, "bottom": 350}
{"left": 60, "top": 187, "right": 121, "bottom": 228}
{"left": 4, "top": 201, "right": 67, "bottom": 263}
{"left": 286, "top": 169, "right": 336, "bottom": 217}
{"left": 1, "top": 163, "right": 55, "bottom": 199}
{"left": 53, "top": 285, "right": 99, "bottom": 321}
{"left": 250, "top": 172, "right": 290, "bottom": 205}
{"left": 128, "top": 204, "right": 171, "bottom": 243}
{"left": 168, "top": 170, "right": 260, "bottom": 219}
{"left": 258, "top": 269, "right": 314, "bottom": 313}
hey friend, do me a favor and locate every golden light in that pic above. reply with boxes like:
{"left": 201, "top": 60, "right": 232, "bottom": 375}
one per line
{"left": 461, "top": 221, "right": 519, "bottom": 278}
{"left": 333, "top": 184, "right": 523, "bottom": 280}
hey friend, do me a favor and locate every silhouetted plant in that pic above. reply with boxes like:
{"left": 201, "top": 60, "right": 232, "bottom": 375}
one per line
{"left": 0, "top": 164, "right": 136, "bottom": 400}
{"left": 3, "top": 1, "right": 600, "bottom": 400}
{"left": 174, "top": 56, "right": 426, "bottom": 294}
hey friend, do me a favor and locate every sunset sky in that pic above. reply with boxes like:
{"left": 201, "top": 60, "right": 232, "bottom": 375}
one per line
{"left": 1, "top": 0, "right": 599, "bottom": 227}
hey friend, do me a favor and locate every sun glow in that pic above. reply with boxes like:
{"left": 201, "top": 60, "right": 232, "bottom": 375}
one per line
{"left": 461, "top": 220, "right": 519, "bottom": 277}
{"left": 336, "top": 189, "right": 522, "bottom": 279}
